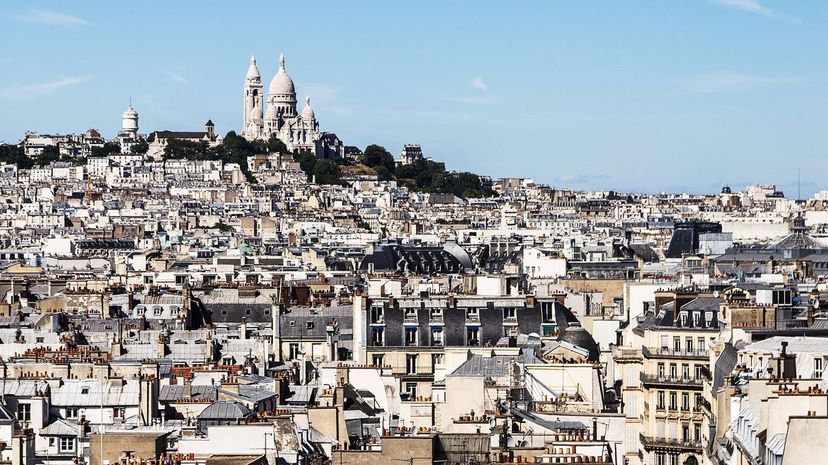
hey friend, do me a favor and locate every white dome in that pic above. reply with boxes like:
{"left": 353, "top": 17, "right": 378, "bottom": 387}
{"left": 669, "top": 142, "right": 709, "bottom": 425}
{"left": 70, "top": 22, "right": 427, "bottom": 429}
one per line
{"left": 122, "top": 106, "right": 138, "bottom": 119}
{"left": 246, "top": 54, "right": 261, "bottom": 81}
{"left": 268, "top": 54, "right": 295, "bottom": 96}
{"left": 302, "top": 96, "right": 315, "bottom": 120}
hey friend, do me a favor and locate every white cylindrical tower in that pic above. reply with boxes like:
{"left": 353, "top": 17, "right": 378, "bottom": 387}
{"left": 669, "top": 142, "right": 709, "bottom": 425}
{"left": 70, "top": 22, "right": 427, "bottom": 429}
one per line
{"left": 122, "top": 105, "right": 139, "bottom": 136}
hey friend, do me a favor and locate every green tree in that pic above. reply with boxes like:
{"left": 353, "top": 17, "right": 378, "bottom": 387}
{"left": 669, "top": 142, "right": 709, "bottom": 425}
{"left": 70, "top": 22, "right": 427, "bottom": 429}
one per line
{"left": 130, "top": 140, "right": 149, "bottom": 155}
{"left": 312, "top": 159, "right": 343, "bottom": 185}
{"left": 0, "top": 144, "right": 32, "bottom": 169}
{"left": 91, "top": 142, "right": 121, "bottom": 158}
{"left": 360, "top": 144, "right": 396, "bottom": 174}
{"left": 35, "top": 146, "right": 60, "bottom": 166}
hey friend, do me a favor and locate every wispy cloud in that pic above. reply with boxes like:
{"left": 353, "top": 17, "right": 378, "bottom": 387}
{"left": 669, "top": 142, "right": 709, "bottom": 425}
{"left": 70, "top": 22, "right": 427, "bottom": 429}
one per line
{"left": 5, "top": 9, "right": 90, "bottom": 27}
{"left": 0, "top": 75, "right": 93, "bottom": 101}
{"left": 468, "top": 76, "right": 487, "bottom": 91}
{"left": 683, "top": 72, "right": 802, "bottom": 94}
{"left": 163, "top": 71, "right": 190, "bottom": 85}
{"left": 710, "top": 0, "right": 802, "bottom": 23}
{"left": 711, "top": 0, "right": 772, "bottom": 16}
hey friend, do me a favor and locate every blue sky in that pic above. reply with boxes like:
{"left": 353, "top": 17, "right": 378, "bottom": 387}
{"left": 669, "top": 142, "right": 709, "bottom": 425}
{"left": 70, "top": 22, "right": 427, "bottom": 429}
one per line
{"left": 1, "top": 0, "right": 826, "bottom": 195}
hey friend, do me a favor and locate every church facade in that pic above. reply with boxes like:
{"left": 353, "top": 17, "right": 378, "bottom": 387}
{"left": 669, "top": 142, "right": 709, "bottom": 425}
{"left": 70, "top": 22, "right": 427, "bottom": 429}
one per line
{"left": 242, "top": 54, "right": 342, "bottom": 158}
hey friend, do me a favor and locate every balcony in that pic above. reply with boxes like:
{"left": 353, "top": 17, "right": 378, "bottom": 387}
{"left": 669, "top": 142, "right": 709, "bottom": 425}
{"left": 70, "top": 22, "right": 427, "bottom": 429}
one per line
{"left": 640, "top": 433, "right": 703, "bottom": 453}
{"left": 640, "top": 373, "right": 704, "bottom": 390}
{"left": 643, "top": 347, "right": 708, "bottom": 360}
{"left": 612, "top": 346, "right": 642, "bottom": 361}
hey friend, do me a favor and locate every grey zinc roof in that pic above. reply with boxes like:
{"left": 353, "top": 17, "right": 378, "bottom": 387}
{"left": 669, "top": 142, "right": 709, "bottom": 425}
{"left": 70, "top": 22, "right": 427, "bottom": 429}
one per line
{"left": 448, "top": 353, "right": 543, "bottom": 377}
{"left": 0, "top": 404, "right": 14, "bottom": 423}
{"left": 3, "top": 380, "right": 49, "bottom": 397}
{"left": 680, "top": 297, "right": 723, "bottom": 312}
{"left": 159, "top": 385, "right": 217, "bottom": 402}
{"left": 40, "top": 418, "right": 80, "bottom": 436}
{"left": 51, "top": 380, "right": 140, "bottom": 407}
{"left": 198, "top": 400, "right": 252, "bottom": 420}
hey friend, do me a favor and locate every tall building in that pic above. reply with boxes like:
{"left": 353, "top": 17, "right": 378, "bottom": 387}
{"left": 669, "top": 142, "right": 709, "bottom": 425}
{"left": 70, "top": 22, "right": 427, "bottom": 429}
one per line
{"left": 242, "top": 54, "right": 339, "bottom": 156}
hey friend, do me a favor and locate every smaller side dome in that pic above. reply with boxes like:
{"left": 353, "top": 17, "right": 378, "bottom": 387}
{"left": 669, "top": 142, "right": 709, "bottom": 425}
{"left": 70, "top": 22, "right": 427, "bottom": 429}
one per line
{"left": 302, "top": 96, "right": 315, "bottom": 120}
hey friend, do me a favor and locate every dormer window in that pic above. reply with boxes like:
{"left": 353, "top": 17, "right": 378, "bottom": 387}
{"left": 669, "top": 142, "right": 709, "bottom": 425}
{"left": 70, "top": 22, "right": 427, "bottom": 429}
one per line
{"left": 680, "top": 312, "right": 688, "bottom": 327}
{"left": 693, "top": 312, "right": 700, "bottom": 327}
{"left": 706, "top": 311, "right": 714, "bottom": 327}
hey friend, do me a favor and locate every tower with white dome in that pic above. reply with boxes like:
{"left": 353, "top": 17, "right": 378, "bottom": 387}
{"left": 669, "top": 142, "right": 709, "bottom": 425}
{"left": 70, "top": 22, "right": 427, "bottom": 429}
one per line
{"left": 121, "top": 105, "right": 139, "bottom": 137}
{"left": 242, "top": 55, "right": 263, "bottom": 139}
{"left": 243, "top": 53, "right": 334, "bottom": 155}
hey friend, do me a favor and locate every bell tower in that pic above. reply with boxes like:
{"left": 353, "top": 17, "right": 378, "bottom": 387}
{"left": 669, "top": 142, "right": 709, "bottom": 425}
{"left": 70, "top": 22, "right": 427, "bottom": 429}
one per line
{"left": 243, "top": 54, "right": 263, "bottom": 139}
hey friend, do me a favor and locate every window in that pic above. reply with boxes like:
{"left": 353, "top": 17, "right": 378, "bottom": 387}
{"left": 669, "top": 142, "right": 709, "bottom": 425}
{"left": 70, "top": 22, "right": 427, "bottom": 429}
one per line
{"left": 686, "top": 337, "right": 694, "bottom": 355}
{"left": 680, "top": 312, "right": 688, "bottom": 327}
{"left": 430, "top": 308, "right": 443, "bottom": 321}
{"left": 65, "top": 407, "right": 79, "bottom": 419}
{"left": 669, "top": 454, "right": 678, "bottom": 465}
{"left": 58, "top": 437, "right": 75, "bottom": 454}
{"left": 670, "top": 364, "right": 677, "bottom": 380}
{"left": 682, "top": 425, "right": 689, "bottom": 442}
{"left": 404, "top": 382, "right": 417, "bottom": 400}
{"left": 370, "top": 328, "right": 384, "bottom": 346}
{"left": 682, "top": 393, "right": 689, "bottom": 411}
{"left": 371, "top": 354, "right": 385, "bottom": 366}
{"left": 406, "top": 354, "right": 418, "bottom": 374}
{"left": 815, "top": 358, "right": 823, "bottom": 378}
{"left": 503, "top": 308, "right": 517, "bottom": 322}
{"left": 170, "top": 306, "right": 180, "bottom": 316}
{"left": 657, "top": 391, "right": 665, "bottom": 409}
{"left": 81, "top": 387, "right": 89, "bottom": 395}
{"left": 466, "top": 327, "right": 480, "bottom": 346}
{"left": 698, "top": 337, "right": 706, "bottom": 355}
{"left": 694, "top": 424, "right": 701, "bottom": 442}
{"left": 682, "top": 364, "right": 690, "bottom": 381}
{"left": 153, "top": 306, "right": 163, "bottom": 316}
{"left": 692, "top": 312, "right": 700, "bottom": 327}
{"left": 431, "top": 353, "right": 443, "bottom": 370}
{"left": 673, "top": 337, "right": 681, "bottom": 352}
{"left": 541, "top": 302, "right": 555, "bottom": 323}
{"left": 655, "top": 452, "right": 666, "bottom": 465}
{"left": 466, "top": 308, "right": 479, "bottom": 320}
{"left": 669, "top": 392, "right": 677, "bottom": 410}
{"left": 706, "top": 311, "right": 714, "bottom": 327}
{"left": 431, "top": 327, "right": 444, "bottom": 346}
{"left": 17, "top": 403, "right": 31, "bottom": 422}
{"left": 289, "top": 343, "right": 299, "bottom": 360}
{"left": 114, "top": 408, "right": 125, "bottom": 419}
{"left": 370, "top": 306, "right": 384, "bottom": 324}
{"left": 695, "top": 365, "right": 702, "bottom": 381}
{"left": 404, "top": 308, "right": 417, "bottom": 322}
{"left": 405, "top": 327, "right": 418, "bottom": 346}
{"left": 658, "top": 363, "right": 665, "bottom": 379}
{"left": 306, "top": 321, "right": 314, "bottom": 330}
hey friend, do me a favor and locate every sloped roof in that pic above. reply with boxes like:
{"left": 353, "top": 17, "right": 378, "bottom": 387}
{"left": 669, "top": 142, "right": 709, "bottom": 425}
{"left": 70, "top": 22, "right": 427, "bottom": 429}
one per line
{"left": 198, "top": 401, "right": 252, "bottom": 420}
{"left": 40, "top": 418, "right": 80, "bottom": 436}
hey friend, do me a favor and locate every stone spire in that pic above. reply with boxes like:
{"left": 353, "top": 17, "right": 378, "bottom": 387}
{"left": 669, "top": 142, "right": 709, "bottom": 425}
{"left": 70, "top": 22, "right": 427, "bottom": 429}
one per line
{"left": 246, "top": 54, "right": 261, "bottom": 82}
{"left": 302, "top": 96, "right": 316, "bottom": 121}
{"left": 279, "top": 53, "right": 285, "bottom": 70}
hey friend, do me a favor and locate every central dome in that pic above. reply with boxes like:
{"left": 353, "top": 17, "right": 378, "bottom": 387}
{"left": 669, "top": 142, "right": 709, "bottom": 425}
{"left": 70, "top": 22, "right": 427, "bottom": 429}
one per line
{"left": 268, "top": 54, "right": 295, "bottom": 96}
